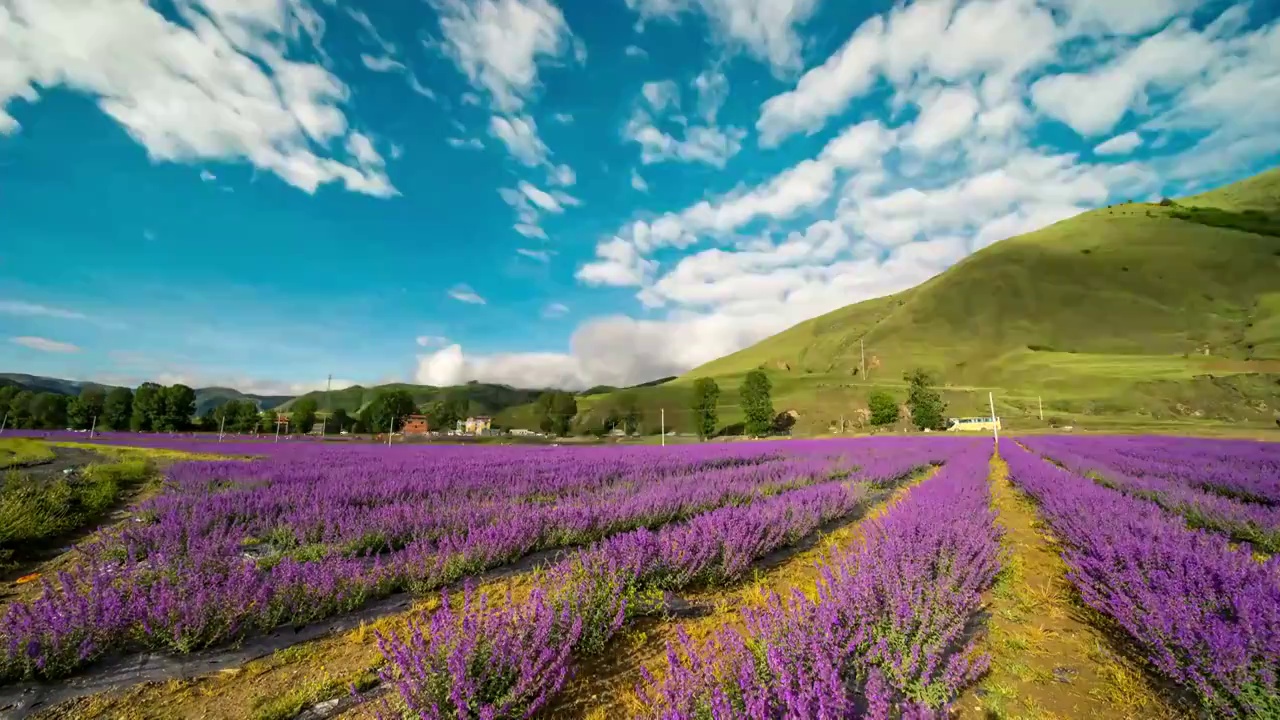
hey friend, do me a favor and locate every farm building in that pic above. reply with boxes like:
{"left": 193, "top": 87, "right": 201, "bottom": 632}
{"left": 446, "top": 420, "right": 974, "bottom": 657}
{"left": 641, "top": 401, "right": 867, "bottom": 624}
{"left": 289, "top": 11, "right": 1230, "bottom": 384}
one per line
{"left": 402, "top": 415, "right": 430, "bottom": 436}
{"left": 456, "top": 416, "right": 492, "bottom": 434}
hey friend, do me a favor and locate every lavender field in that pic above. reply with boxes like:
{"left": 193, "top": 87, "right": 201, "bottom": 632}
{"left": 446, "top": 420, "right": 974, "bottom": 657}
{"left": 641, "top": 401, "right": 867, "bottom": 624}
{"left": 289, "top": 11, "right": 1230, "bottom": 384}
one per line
{"left": 0, "top": 433, "right": 1277, "bottom": 719}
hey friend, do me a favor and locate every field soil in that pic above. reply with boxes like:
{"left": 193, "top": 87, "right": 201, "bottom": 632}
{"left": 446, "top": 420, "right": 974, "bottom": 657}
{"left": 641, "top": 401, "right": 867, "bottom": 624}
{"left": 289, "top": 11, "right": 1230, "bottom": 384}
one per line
{"left": 545, "top": 470, "right": 933, "bottom": 720}
{"left": 956, "top": 451, "right": 1183, "bottom": 720}
{"left": 29, "top": 471, "right": 928, "bottom": 720}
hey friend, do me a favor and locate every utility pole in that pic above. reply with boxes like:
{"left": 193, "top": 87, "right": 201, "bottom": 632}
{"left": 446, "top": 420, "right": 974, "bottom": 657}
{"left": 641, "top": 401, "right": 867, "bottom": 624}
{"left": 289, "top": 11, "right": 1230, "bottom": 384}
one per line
{"left": 0, "top": 412, "right": 7, "bottom": 434}
{"left": 322, "top": 374, "right": 332, "bottom": 438}
{"left": 660, "top": 408, "right": 665, "bottom": 447}
{"left": 387, "top": 416, "right": 395, "bottom": 447}
{"left": 274, "top": 415, "right": 282, "bottom": 443}
{"left": 218, "top": 415, "right": 226, "bottom": 442}
{"left": 1038, "top": 395, "right": 1043, "bottom": 422}
{"left": 860, "top": 338, "right": 866, "bottom": 380}
{"left": 840, "top": 414, "right": 845, "bottom": 434}
{"left": 90, "top": 416, "right": 97, "bottom": 440}
{"left": 988, "top": 392, "right": 999, "bottom": 445}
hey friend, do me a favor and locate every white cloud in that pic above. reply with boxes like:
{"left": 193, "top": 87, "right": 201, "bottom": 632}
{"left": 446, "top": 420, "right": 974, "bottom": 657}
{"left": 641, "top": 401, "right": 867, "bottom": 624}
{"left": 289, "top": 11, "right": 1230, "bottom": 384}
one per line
{"left": 552, "top": 112, "right": 574, "bottom": 123}
{"left": 757, "top": 0, "right": 1063, "bottom": 146}
{"left": 577, "top": 238, "right": 658, "bottom": 287}
{"left": 489, "top": 114, "right": 549, "bottom": 165}
{"left": 693, "top": 68, "right": 729, "bottom": 123}
{"left": 1030, "top": 19, "right": 1223, "bottom": 136}
{"left": 550, "top": 163, "right": 577, "bottom": 186}
{"left": 0, "top": 0, "right": 395, "bottom": 197}
{"left": 625, "top": 76, "right": 746, "bottom": 168}
{"left": 615, "top": 119, "right": 896, "bottom": 259}
{"left": 416, "top": 335, "right": 449, "bottom": 347}
{"left": 361, "top": 54, "right": 405, "bottom": 73}
{"left": 626, "top": 0, "right": 821, "bottom": 76}
{"left": 631, "top": 168, "right": 650, "bottom": 192}
{"left": 11, "top": 336, "right": 80, "bottom": 353}
{"left": 433, "top": 0, "right": 573, "bottom": 112}
{"left": 199, "top": 169, "right": 216, "bottom": 182}
{"left": 1143, "top": 19, "right": 1280, "bottom": 182}
{"left": 447, "top": 136, "right": 486, "bottom": 150}
{"left": 642, "top": 80, "right": 681, "bottom": 112}
{"left": 447, "top": 284, "right": 487, "bottom": 304}
{"left": 906, "top": 86, "right": 981, "bottom": 152}
{"left": 0, "top": 300, "right": 87, "bottom": 320}
{"left": 1094, "top": 131, "right": 1143, "bottom": 155}
{"left": 517, "top": 248, "right": 552, "bottom": 262}
{"left": 624, "top": 45, "right": 649, "bottom": 58}
{"left": 1048, "top": 0, "right": 1200, "bottom": 36}
{"left": 626, "top": 111, "right": 746, "bottom": 168}
{"left": 542, "top": 302, "right": 569, "bottom": 318}
{"left": 514, "top": 223, "right": 549, "bottom": 239}
{"left": 518, "top": 180, "right": 564, "bottom": 212}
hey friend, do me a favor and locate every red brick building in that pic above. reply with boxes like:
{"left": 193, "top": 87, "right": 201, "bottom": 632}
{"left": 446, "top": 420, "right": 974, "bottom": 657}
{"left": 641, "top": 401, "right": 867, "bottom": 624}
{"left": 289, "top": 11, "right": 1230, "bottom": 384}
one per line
{"left": 402, "top": 415, "right": 430, "bottom": 435}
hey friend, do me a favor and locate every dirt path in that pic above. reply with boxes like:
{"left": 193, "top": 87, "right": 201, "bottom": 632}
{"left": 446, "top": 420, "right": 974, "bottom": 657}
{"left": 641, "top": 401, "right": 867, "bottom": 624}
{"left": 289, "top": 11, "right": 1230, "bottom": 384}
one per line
{"left": 541, "top": 469, "right": 935, "bottom": 720}
{"left": 955, "top": 452, "right": 1181, "bottom": 720}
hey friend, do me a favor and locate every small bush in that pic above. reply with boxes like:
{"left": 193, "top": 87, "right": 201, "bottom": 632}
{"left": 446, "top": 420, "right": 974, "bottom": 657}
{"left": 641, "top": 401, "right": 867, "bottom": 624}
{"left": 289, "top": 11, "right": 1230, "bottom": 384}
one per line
{"left": 0, "top": 459, "right": 153, "bottom": 570}
{"left": 1159, "top": 197, "right": 1175, "bottom": 206}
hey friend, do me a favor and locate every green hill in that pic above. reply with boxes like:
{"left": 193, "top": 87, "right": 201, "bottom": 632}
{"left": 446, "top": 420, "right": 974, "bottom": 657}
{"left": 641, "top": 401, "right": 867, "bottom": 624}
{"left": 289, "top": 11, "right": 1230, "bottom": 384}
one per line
{"left": 192, "top": 388, "right": 292, "bottom": 416}
{"left": 521, "top": 168, "right": 1280, "bottom": 436}
{"left": 280, "top": 382, "right": 545, "bottom": 419}
{"left": 0, "top": 374, "right": 291, "bottom": 417}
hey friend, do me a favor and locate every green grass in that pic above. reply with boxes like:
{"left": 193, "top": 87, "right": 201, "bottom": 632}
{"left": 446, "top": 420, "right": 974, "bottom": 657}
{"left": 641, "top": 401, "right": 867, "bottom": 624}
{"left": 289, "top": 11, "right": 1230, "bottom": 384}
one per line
{"left": 502, "top": 168, "right": 1280, "bottom": 436}
{"left": 0, "top": 458, "right": 155, "bottom": 571}
{"left": 0, "top": 438, "right": 56, "bottom": 469}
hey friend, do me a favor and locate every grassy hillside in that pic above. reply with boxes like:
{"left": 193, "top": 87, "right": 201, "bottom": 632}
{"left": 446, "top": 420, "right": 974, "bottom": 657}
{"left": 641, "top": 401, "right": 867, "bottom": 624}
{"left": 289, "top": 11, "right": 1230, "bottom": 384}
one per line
{"left": 522, "top": 168, "right": 1280, "bottom": 435}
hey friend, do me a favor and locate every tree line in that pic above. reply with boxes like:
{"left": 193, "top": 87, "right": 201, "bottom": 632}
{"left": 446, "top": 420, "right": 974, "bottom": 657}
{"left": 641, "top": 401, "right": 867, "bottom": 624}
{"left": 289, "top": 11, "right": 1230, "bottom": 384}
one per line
{"left": 0, "top": 383, "right": 195, "bottom": 432}
{"left": 685, "top": 367, "right": 949, "bottom": 439}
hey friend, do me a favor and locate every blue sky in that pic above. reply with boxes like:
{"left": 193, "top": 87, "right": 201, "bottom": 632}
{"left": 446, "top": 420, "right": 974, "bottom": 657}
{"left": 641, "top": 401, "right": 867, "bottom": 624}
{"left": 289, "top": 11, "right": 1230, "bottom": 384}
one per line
{"left": 1, "top": 0, "right": 1278, "bottom": 393}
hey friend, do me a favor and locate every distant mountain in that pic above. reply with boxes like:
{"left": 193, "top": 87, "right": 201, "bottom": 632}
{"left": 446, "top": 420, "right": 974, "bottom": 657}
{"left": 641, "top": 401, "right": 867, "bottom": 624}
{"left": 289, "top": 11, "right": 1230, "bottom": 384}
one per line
{"left": 2, "top": 374, "right": 295, "bottom": 416}
{"left": 0, "top": 373, "right": 111, "bottom": 397}
{"left": 278, "top": 382, "right": 545, "bottom": 418}
{"left": 190, "top": 388, "right": 293, "bottom": 416}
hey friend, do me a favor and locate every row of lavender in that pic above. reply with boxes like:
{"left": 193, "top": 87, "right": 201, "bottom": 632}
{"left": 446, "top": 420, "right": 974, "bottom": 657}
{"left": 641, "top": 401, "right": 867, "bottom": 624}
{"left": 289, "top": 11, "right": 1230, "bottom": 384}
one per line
{"left": 373, "top": 438, "right": 995, "bottom": 719}
{"left": 1022, "top": 435, "right": 1280, "bottom": 553}
{"left": 632, "top": 438, "right": 999, "bottom": 719}
{"left": 1, "top": 438, "right": 945, "bottom": 682}
{"left": 1003, "top": 442, "right": 1280, "bottom": 718}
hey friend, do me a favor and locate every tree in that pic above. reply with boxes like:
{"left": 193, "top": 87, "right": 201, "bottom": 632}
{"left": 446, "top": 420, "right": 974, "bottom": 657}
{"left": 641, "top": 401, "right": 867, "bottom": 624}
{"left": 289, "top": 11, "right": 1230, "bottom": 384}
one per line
{"left": 740, "top": 370, "right": 774, "bottom": 437}
{"left": 616, "top": 391, "right": 641, "bottom": 435}
{"left": 425, "top": 395, "right": 466, "bottom": 433}
{"left": 131, "top": 383, "right": 163, "bottom": 431}
{"left": 868, "top": 390, "right": 899, "bottom": 427}
{"left": 68, "top": 387, "right": 106, "bottom": 429}
{"left": 31, "top": 392, "right": 68, "bottom": 429}
{"left": 370, "top": 389, "right": 416, "bottom": 433}
{"left": 331, "top": 408, "right": 350, "bottom": 433}
{"left": 904, "top": 369, "right": 947, "bottom": 431}
{"left": 0, "top": 386, "right": 18, "bottom": 425}
{"left": 102, "top": 387, "right": 133, "bottom": 430}
{"left": 7, "top": 390, "right": 34, "bottom": 429}
{"left": 535, "top": 391, "right": 577, "bottom": 436}
{"left": 292, "top": 397, "right": 319, "bottom": 434}
{"left": 691, "top": 378, "right": 720, "bottom": 441}
{"left": 159, "top": 384, "right": 196, "bottom": 431}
